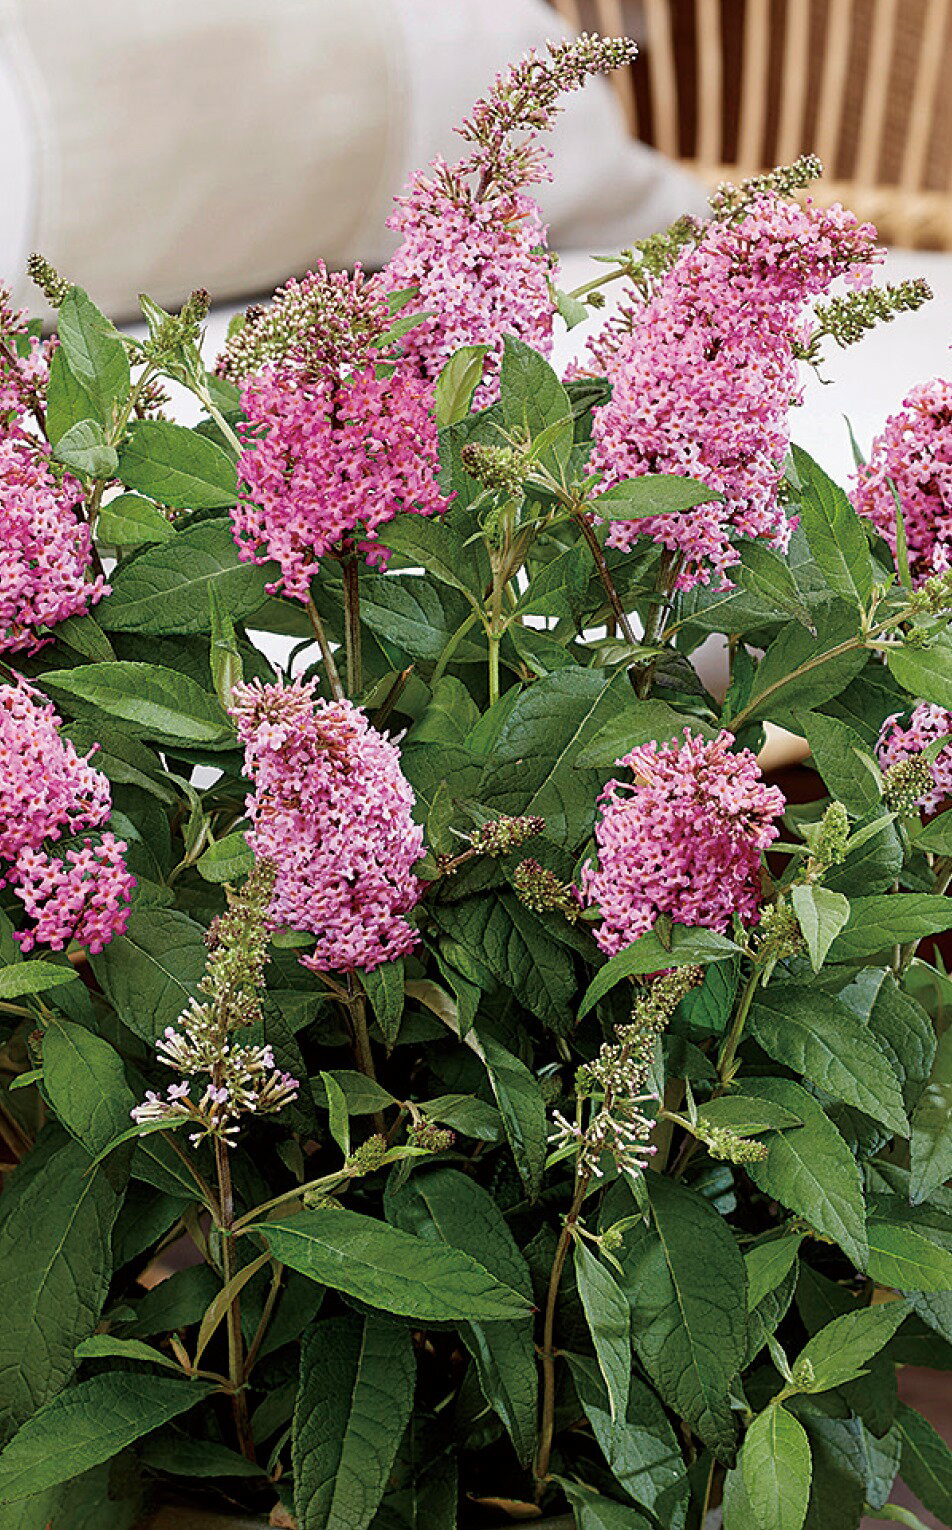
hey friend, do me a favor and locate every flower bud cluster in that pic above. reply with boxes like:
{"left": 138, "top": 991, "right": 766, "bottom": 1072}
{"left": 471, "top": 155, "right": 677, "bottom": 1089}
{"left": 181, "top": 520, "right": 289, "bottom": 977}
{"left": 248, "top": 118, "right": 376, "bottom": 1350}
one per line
{"left": 26, "top": 253, "right": 71, "bottom": 309}
{"left": 344, "top": 1134, "right": 390, "bottom": 1176}
{"left": 709, "top": 153, "right": 822, "bottom": 221}
{"left": 797, "top": 278, "right": 932, "bottom": 363}
{"left": 882, "top": 755, "right": 936, "bottom": 815}
{"left": 407, "top": 1120, "right": 456, "bottom": 1153}
{"left": 754, "top": 903, "right": 805, "bottom": 965}
{"left": 695, "top": 1121, "right": 769, "bottom": 1165}
{"left": 512, "top": 859, "right": 579, "bottom": 920}
{"left": 130, "top": 860, "right": 299, "bottom": 1147}
{"left": 459, "top": 441, "right": 530, "bottom": 497}
{"left": 470, "top": 814, "right": 545, "bottom": 857}
{"left": 809, "top": 801, "right": 850, "bottom": 869}
{"left": 877, "top": 701, "right": 952, "bottom": 815}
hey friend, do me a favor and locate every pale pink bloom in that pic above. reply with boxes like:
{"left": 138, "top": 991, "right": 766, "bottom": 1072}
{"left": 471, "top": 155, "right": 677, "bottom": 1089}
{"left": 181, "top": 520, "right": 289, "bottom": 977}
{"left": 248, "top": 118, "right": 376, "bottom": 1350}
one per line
{"left": 852, "top": 378, "right": 952, "bottom": 585}
{"left": 877, "top": 702, "right": 952, "bottom": 814}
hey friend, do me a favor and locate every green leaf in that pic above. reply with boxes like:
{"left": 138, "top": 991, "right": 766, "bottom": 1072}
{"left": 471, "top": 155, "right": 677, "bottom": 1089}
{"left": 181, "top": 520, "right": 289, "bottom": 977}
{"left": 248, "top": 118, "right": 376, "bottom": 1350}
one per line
{"left": 555, "top": 1478, "right": 654, "bottom": 1530}
{"left": 54, "top": 614, "right": 116, "bottom": 662}
{"left": 386, "top": 1168, "right": 536, "bottom": 1464}
{"left": 319, "top": 1071, "right": 351, "bottom": 1157}
{"left": 361, "top": 960, "right": 405, "bottom": 1048}
{"left": 743, "top": 597, "right": 866, "bottom": 726}
{"left": 747, "top": 985, "right": 908, "bottom": 1137}
{"left": 792, "top": 1301, "right": 910, "bottom": 1392}
{"left": 377, "top": 514, "right": 477, "bottom": 601}
{"left": 621, "top": 1174, "right": 748, "bottom": 1461}
{"left": 433, "top": 345, "right": 490, "bottom": 427}
{"left": 476, "top": 1029, "right": 548, "bottom": 1200}
{"left": 568, "top": 1355, "right": 689, "bottom": 1530}
{"left": 574, "top": 1239, "right": 631, "bottom": 1424}
{"left": 42, "top": 1018, "right": 134, "bottom": 1156}
{"left": 722, "top": 1463, "right": 760, "bottom": 1530}
{"left": 700, "top": 1098, "right": 802, "bottom": 1141}
{"left": 791, "top": 885, "right": 851, "bottom": 973}
{"left": 96, "top": 492, "right": 174, "bottom": 546}
{"left": 45, "top": 346, "right": 103, "bottom": 446}
{"left": 895, "top": 1400, "right": 952, "bottom": 1526}
{"left": 434, "top": 892, "right": 576, "bottom": 1035}
{"left": 913, "top": 813, "right": 952, "bottom": 855}
{"left": 579, "top": 925, "right": 739, "bottom": 1018}
{"left": 499, "top": 336, "right": 572, "bottom": 472}
{"left": 0, "top": 962, "right": 76, "bottom": 999}
{"left": 797, "top": 1409, "right": 868, "bottom": 1530}
{"left": 829, "top": 894, "right": 952, "bottom": 961}
{"left": 575, "top": 699, "right": 716, "bottom": 769}
{"left": 358, "top": 574, "right": 485, "bottom": 666}
{"left": 258, "top": 1207, "right": 533, "bottom": 1322}
{"left": 53, "top": 420, "right": 118, "bottom": 479}
{"left": 910, "top": 1027, "right": 952, "bottom": 1205}
{"left": 41, "top": 662, "right": 233, "bottom": 748}
{"left": 195, "top": 831, "right": 254, "bottom": 884}
{"left": 866, "top": 1217, "right": 952, "bottom": 1292}
{"left": 193, "top": 1250, "right": 271, "bottom": 1367}
{"left": 740, "top": 1405, "right": 812, "bottom": 1530}
{"left": 801, "top": 713, "right": 883, "bottom": 816}
{"left": 0, "top": 1373, "right": 214, "bottom": 1503}
{"left": 140, "top": 1432, "right": 265, "bottom": 1478}
{"left": 745, "top": 1235, "right": 804, "bottom": 1310}
{"left": 73, "top": 1335, "right": 183, "bottom": 1372}
{"left": 100, "top": 519, "right": 271, "bottom": 634}
{"left": 418, "top": 1093, "right": 502, "bottom": 1141}
{"left": 738, "top": 1079, "right": 868, "bottom": 1267}
{"left": 0, "top": 1136, "right": 125, "bottom": 1441}
{"left": 310, "top": 1071, "right": 396, "bottom": 1116}
{"left": 888, "top": 632, "right": 952, "bottom": 708}
{"left": 90, "top": 908, "right": 207, "bottom": 1044}
{"left": 791, "top": 446, "right": 873, "bottom": 607}
{"left": 590, "top": 473, "right": 722, "bottom": 519}
{"left": 734, "top": 541, "right": 815, "bottom": 629}
{"left": 56, "top": 287, "right": 130, "bottom": 430}
{"left": 479, "top": 667, "right": 638, "bottom": 845}
{"left": 293, "top": 1316, "right": 415, "bottom": 1530}
{"left": 117, "top": 420, "right": 237, "bottom": 508}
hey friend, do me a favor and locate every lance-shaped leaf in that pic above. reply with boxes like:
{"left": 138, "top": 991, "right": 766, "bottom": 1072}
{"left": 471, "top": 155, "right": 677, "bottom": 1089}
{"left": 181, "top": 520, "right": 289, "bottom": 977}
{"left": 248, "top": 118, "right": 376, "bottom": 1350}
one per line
{"left": 740, "top": 1405, "right": 812, "bottom": 1530}
{"left": 117, "top": 419, "right": 237, "bottom": 508}
{"left": 910, "top": 1027, "right": 952, "bottom": 1205}
{"left": 574, "top": 1239, "right": 632, "bottom": 1425}
{"left": 790, "top": 1300, "right": 911, "bottom": 1393}
{"left": 580, "top": 925, "right": 739, "bottom": 1018}
{"left": 41, "top": 663, "right": 233, "bottom": 748}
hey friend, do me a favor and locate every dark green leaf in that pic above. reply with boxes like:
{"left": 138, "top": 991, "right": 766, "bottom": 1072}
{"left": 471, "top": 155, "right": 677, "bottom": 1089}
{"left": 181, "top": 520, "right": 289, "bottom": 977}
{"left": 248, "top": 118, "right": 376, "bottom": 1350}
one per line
{"left": 73, "top": 1335, "right": 182, "bottom": 1372}
{"left": 90, "top": 908, "right": 207, "bottom": 1044}
{"left": 568, "top": 1355, "right": 689, "bottom": 1530}
{"left": 195, "top": 832, "right": 254, "bottom": 884}
{"left": 96, "top": 493, "right": 175, "bottom": 546}
{"left": 56, "top": 287, "right": 129, "bottom": 429}
{"left": 574, "top": 1239, "right": 631, "bottom": 1424}
{"left": 556, "top": 1477, "right": 654, "bottom": 1530}
{"left": 747, "top": 986, "right": 907, "bottom": 1137}
{"left": 579, "top": 925, "right": 739, "bottom": 1018}
{"left": 100, "top": 519, "right": 272, "bottom": 634}
{"left": 477, "top": 1029, "right": 548, "bottom": 1199}
{"left": 42, "top": 1018, "right": 134, "bottom": 1157}
{"left": 591, "top": 473, "right": 721, "bottom": 519}
{"left": 743, "top": 598, "right": 866, "bottom": 726}
{"left": 910, "top": 1027, "right": 952, "bottom": 1205}
{"left": 499, "top": 337, "right": 572, "bottom": 472}
{"left": 362, "top": 960, "right": 405, "bottom": 1048}
{"left": 0, "top": 1373, "right": 214, "bottom": 1503}
{"left": 258, "top": 1207, "right": 533, "bottom": 1321}
{"left": 293, "top": 1315, "right": 415, "bottom": 1530}
{"left": 117, "top": 420, "right": 237, "bottom": 508}
{"left": 0, "top": 1138, "right": 125, "bottom": 1441}
{"left": 735, "top": 541, "right": 815, "bottom": 629}
{"left": 895, "top": 1400, "right": 952, "bottom": 1526}
{"left": 738, "top": 1079, "right": 868, "bottom": 1267}
{"left": 829, "top": 895, "right": 952, "bottom": 961}
{"left": 801, "top": 713, "right": 882, "bottom": 816}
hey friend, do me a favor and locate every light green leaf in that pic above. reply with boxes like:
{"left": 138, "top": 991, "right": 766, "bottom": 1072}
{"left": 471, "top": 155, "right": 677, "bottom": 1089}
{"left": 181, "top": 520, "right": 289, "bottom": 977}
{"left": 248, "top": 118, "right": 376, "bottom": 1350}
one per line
{"left": 499, "top": 336, "right": 572, "bottom": 472}
{"left": 700, "top": 1097, "right": 802, "bottom": 1141}
{"left": 41, "top": 662, "right": 233, "bottom": 748}
{"left": 0, "top": 1373, "right": 214, "bottom": 1503}
{"left": 55, "top": 287, "right": 129, "bottom": 430}
{"left": 556, "top": 1477, "right": 654, "bottom": 1530}
{"left": 734, "top": 540, "right": 815, "bottom": 629}
{"left": 888, "top": 632, "right": 952, "bottom": 709}
{"left": 73, "top": 1335, "right": 182, "bottom": 1372}
{"left": 895, "top": 1400, "right": 952, "bottom": 1526}
{"left": 745, "top": 1236, "right": 804, "bottom": 1310}
{"left": 319, "top": 1072, "right": 351, "bottom": 1158}
{"left": 738, "top": 1079, "right": 868, "bottom": 1267}
{"left": 829, "top": 895, "right": 952, "bottom": 961}
{"left": 792, "top": 1301, "right": 911, "bottom": 1392}
{"left": 579, "top": 925, "right": 739, "bottom": 1018}
{"left": 90, "top": 908, "right": 207, "bottom": 1044}
{"left": 865, "top": 1217, "right": 952, "bottom": 1292}
{"left": 620, "top": 1174, "right": 748, "bottom": 1460}
{"left": 258, "top": 1207, "right": 533, "bottom": 1322}
{"left": 193, "top": 1251, "right": 271, "bottom": 1367}
{"left": 96, "top": 493, "right": 174, "bottom": 546}
{"left": 310, "top": 1071, "right": 396, "bottom": 1116}
{"left": 117, "top": 420, "right": 237, "bottom": 508}
{"left": 801, "top": 713, "right": 883, "bottom": 816}
{"left": 744, "top": 597, "right": 866, "bottom": 726}
{"left": 53, "top": 420, "right": 118, "bottom": 479}
{"left": 386, "top": 1168, "right": 536, "bottom": 1464}
{"left": 791, "top": 445, "right": 874, "bottom": 606}
{"left": 418, "top": 1094, "right": 502, "bottom": 1141}
{"left": 791, "top": 885, "right": 851, "bottom": 973}
{"left": 0, "top": 963, "right": 77, "bottom": 999}
{"left": 574, "top": 1239, "right": 631, "bottom": 1424}
{"left": 913, "top": 813, "right": 952, "bottom": 855}
{"left": 740, "top": 1405, "right": 812, "bottom": 1530}
{"left": 434, "top": 344, "right": 490, "bottom": 426}
{"left": 293, "top": 1316, "right": 415, "bottom": 1530}
{"left": 195, "top": 832, "right": 254, "bottom": 884}
{"left": 747, "top": 986, "right": 908, "bottom": 1137}
{"left": 910, "top": 1026, "right": 952, "bottom": 1205}
{"left": 0, "top": 1137, "right": 125, "bottom": 1441}
{"left": 591, "top": 473, "right": 721, "bottom": 519}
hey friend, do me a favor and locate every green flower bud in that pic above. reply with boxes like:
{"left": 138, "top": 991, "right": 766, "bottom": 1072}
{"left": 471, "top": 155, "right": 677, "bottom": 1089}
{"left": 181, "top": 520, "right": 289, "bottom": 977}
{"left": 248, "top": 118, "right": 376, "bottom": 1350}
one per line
{"left": 882, "top": 754, "right": 934, "bottom": 814}
{"left": 471, "top": 814, "right": 545, "bottom": 857}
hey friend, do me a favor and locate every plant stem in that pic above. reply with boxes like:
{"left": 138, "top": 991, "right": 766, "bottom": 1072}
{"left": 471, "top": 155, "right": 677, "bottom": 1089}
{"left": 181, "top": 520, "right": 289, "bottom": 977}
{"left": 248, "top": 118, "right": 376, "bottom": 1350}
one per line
{"left": 348, "top": 979, "right": 386, "bottom": 1135}
{"left": 716, "top": 968, "right": 760, "bottom": 1084}
{"left": 243, "top": 1261, "right": 284, "bottom": 1378}
{"left": 863, "top": 1506, "right": 932, "bottom": 1530}
{"left": 431, "top": 610, "right": 480, "bottom": 686}
{"left": 161, "top": 1131, "right": 220, "bottom": 1216}
{"left": 573, "top": 510, "right": 638, "bottom": 647}
{"left": 306, "top": 595, "right": 345, "bottom": 701}
{"left": 232, "top": 1168, "right": 352, "bottom": 1232}
{"left": 342, "top": 556, "right": 362, "bottom": 697}
{"left": 534, "top": 1171, "right": 590, "bottom": 1499}
{"left": 214, "top": 1136, "right": 256, "bottom": 1461}
{"left": 635, "top": 550, "right": 681, "bottom": 700}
